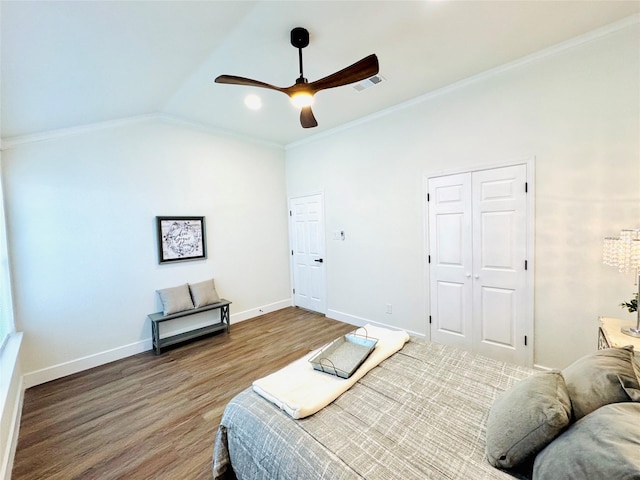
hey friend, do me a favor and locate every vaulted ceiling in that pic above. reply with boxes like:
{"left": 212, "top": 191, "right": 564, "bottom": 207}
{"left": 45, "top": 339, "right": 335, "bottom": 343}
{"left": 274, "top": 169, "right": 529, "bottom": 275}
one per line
{"left": 2, "top": 1, "right": 639, "bottom": 146}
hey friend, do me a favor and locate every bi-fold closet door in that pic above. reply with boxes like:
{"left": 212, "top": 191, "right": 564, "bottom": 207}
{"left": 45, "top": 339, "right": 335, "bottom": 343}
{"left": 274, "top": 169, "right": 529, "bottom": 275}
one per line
{"left": 428, "top": 164, "right": 530, "bottom": 366}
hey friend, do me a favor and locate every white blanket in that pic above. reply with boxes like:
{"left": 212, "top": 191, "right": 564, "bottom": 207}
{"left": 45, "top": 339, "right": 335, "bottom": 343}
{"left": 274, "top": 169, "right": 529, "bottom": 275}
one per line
{"left": 252, "top": 324, "right": 410, "bottom": 419}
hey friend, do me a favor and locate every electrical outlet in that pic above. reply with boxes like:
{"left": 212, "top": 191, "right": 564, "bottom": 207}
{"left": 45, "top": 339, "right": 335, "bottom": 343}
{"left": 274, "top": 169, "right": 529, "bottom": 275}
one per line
{"left": 385, "top": 304, "right": 392, "bottom": 314}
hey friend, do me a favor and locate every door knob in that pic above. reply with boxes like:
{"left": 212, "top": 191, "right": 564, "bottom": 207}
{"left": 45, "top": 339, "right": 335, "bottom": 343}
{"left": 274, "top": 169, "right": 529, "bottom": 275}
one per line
{"left": 474, "top": 275, "right": 479, "bottom": 279}
{"left": 314, "top": 258, "right": 324, "bottom": 263}
{"left": 466, "top": 273, "right": 471, "bottom": 278}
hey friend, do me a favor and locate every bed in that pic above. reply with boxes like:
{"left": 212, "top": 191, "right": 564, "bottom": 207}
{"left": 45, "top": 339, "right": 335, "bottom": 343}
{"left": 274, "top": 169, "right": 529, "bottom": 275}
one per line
{"left": 213, "top": 337, "right": 534, "bottom": 479}
{"left": 212, "top": 336, "right": 640, "bottom": 480}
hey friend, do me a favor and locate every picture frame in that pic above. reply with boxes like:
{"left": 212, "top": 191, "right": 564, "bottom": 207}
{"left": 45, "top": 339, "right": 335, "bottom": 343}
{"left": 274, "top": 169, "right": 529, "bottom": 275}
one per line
{"left": 156, "top": 216, "right": 207, "bottom": 264}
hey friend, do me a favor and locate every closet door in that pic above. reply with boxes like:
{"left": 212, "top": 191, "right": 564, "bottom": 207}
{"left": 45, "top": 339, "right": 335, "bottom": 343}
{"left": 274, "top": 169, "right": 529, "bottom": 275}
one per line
{"left": 428, "top": 173, "right": 473, "bottom": 349}
{"left": 471, "top": 165, "right": 528, "bottom": 365}
{"left": 428, "top": 164, "right": 529, "bottom": 366}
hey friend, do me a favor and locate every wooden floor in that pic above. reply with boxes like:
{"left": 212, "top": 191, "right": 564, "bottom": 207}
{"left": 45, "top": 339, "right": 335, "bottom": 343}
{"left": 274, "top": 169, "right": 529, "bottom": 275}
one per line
{"left": 12, "top": 307, "right": 354, "bottom": 480}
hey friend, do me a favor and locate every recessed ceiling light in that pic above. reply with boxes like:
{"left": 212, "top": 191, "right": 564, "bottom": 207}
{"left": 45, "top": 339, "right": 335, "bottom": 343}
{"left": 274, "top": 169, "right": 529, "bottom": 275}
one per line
{"left": 244, "top": 94, "right": 262, "bottom": 110}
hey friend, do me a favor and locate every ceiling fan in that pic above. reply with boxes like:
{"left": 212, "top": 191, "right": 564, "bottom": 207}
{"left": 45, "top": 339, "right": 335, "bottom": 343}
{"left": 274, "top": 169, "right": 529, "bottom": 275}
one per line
{"left": 214, "top": 27, "right": 379, "bottom": 129}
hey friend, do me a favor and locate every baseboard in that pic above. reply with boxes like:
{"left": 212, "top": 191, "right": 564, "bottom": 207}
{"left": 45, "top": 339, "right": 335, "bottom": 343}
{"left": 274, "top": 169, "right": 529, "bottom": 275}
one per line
{"left": 22, "top": 298, "right": 293, "bottom": 388}
{"left": 231, "top": 298, "right": 292, "bottom": 323}
{"left": 326, "top": 309, "right": 425, "bottom": 338}
{"left": 22, "top": 339, "right": 153, "bottom": 389}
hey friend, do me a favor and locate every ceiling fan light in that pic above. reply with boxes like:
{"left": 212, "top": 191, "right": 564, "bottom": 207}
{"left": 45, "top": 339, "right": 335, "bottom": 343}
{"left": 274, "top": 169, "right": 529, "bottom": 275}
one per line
{"left": 290, "top": 92, "right": 314, "bottom": 108}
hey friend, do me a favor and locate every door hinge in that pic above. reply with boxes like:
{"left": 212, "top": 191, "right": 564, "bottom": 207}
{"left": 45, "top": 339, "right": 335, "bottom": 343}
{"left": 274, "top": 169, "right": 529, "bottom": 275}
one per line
{"left": 525, "top": 260, "right": 528, "bottom": 270}
{"left": 293, "top": 288, "right": 295, "bottom": 294}
{"left": 524, "top": 335, "right": 528, "bottom": 346}
{"left": 427, "top": 193, "right": 430, "bottom": 202}
{"left": 428, "top": 255, "right": 431, "bottom": 264}
{"left": 525, "top": 182, "right": 528, "bottom": 193}
{"left": 429, "top": 315, "right": 432, "bottom": 324}
{"left": 291, "top": 250, "right": 294, "bottom": 256}
{"left": 289, "top": 210, "right": 292, "bottom": 216}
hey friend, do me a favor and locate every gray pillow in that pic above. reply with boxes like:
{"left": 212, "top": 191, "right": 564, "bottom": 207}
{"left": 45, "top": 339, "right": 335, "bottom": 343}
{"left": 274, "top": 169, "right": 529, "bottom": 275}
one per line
{"left": 486, "top": 370, "right": 572, "bottom": 469}
{"left": 156, "top": 283, "right": 195, "bottom": 316}
{"left": 562, "top": 346, "right": 640, "bottom": 421}
{"left": 188, "top": 278, "right": 221, "bottom": 308}
{"left": 533, "top": 402, "right": 640, "bottom": 479}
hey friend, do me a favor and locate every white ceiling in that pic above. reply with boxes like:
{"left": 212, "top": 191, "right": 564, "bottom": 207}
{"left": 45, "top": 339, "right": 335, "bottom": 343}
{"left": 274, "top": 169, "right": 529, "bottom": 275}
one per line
{"left": 2, "top": 1, "right": 639, "bottom": 146}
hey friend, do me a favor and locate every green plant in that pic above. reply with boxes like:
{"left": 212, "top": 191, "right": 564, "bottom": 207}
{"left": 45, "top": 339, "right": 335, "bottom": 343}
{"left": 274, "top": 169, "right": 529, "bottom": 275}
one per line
{"left": 620, "top": 293, "right": 638, "bottom": 313}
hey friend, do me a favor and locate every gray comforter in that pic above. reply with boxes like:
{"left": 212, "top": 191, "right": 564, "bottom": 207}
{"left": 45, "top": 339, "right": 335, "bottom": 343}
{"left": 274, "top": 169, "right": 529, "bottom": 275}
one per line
{"left": 213, "top": 338, "right": 535, "bottom": 480}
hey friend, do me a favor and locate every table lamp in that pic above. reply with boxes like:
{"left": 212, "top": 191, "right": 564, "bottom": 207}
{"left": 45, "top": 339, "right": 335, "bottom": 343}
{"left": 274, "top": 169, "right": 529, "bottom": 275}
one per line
{"left": 603, "top": 229, "right": 640, "bottom": 337}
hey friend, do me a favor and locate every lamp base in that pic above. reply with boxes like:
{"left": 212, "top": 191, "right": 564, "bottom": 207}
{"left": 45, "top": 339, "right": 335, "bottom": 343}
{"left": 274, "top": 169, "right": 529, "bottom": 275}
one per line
{"left": 621, "top": 326, "right": 640, "bottom": 338}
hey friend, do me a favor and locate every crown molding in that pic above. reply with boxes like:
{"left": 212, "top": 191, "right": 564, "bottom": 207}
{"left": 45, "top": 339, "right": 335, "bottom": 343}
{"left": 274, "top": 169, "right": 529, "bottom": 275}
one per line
{"left": 1, "top": 114, "right": 158, "bottom": 150}
{"left": 1, "top": 113, "right": 284, "bottom": 151}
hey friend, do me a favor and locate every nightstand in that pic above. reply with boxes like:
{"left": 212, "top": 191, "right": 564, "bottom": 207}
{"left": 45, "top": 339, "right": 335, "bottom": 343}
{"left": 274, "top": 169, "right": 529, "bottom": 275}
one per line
{"left": 598, "top": 316, "right": 640, "bottom": 353}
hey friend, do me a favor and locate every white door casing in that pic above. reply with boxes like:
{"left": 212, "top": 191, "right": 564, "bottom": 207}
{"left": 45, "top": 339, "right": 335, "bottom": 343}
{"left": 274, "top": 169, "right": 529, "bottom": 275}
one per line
{"left": 289, "top": 194, "right": 327, "bottom": 314}
{"left": 428, "top": 163, "right": 531, "bottom": 366}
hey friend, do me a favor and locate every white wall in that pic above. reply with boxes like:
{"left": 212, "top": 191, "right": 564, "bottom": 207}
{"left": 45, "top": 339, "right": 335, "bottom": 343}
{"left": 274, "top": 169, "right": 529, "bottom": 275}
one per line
{"left": 3, "top": 118, "right": 291, "bottom": 385}
{"left": 286, "top": 22, "right": 640, "bottom": 369}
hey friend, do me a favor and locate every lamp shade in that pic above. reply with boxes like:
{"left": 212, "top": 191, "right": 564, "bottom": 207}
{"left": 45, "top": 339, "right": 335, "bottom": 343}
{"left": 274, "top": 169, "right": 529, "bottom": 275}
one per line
{"left": 603, "top": 229, "right": 640, "bottom": 274}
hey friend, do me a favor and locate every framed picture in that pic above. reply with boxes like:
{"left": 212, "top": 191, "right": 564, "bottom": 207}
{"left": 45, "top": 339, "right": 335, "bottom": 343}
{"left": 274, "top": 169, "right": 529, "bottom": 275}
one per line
{"left": 156, "top": 216, "right": 206, "bottom": 264}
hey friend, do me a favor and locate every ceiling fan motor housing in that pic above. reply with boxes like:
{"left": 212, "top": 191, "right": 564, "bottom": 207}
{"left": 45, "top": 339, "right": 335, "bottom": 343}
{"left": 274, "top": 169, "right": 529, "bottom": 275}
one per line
{"left": 291, "top": 27, "right": 309, "bottom": 49}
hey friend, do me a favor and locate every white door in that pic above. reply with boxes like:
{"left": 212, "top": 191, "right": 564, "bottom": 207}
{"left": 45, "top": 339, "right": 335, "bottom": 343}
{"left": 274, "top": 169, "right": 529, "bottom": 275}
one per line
{"left": 289, "top": 194, "right": 327, "bottom": 314}
{"left": 428, "top": 173, "right": 473, "bottom": 350}
{"left": 471, "top": 165, "right": 528, "bottom": 365}
{"left": 428, "top": 164, "right": 530, "bottom": 365}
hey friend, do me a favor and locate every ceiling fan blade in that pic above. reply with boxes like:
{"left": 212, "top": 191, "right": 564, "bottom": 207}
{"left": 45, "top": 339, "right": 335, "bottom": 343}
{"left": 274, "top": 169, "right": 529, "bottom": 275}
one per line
{"left": 307, "top": 54, "right": 379, "bottom": 93}
{"left": 300, "top": 106, "right": 318, "bottom": 128}
{"left": 215, "top": 75, "right": 285, "bottom": 93}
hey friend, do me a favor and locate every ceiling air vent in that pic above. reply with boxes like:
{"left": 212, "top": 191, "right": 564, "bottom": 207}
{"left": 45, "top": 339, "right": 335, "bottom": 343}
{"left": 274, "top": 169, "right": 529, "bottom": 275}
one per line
{"left": 353, "top": 75, "right": 385, "bottom": 92}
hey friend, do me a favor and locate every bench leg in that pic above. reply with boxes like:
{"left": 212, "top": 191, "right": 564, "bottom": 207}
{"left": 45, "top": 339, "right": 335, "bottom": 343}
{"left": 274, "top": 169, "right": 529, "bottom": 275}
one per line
{"left": 221, "top": 305, "right": 230, "bottom": 333}
{"left": 152, "top": 321, "right": 161, "bottom": 355}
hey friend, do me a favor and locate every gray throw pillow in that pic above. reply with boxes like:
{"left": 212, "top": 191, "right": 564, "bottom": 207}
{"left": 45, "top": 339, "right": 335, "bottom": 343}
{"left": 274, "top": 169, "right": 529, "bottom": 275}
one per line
{"left": 189, "top": 278, "right": 221, "bottom": 308}
{"left": 156, "top": 283, "right": 195, "bottom": 316}
{"left": 486, "top": 370, "right": 572, "bottom": 469}
{"left": 533, "top": 402, "right": 640, "bottom": 480}
{"left": 562, "top": 346, "right": 640, "bottom": 421}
